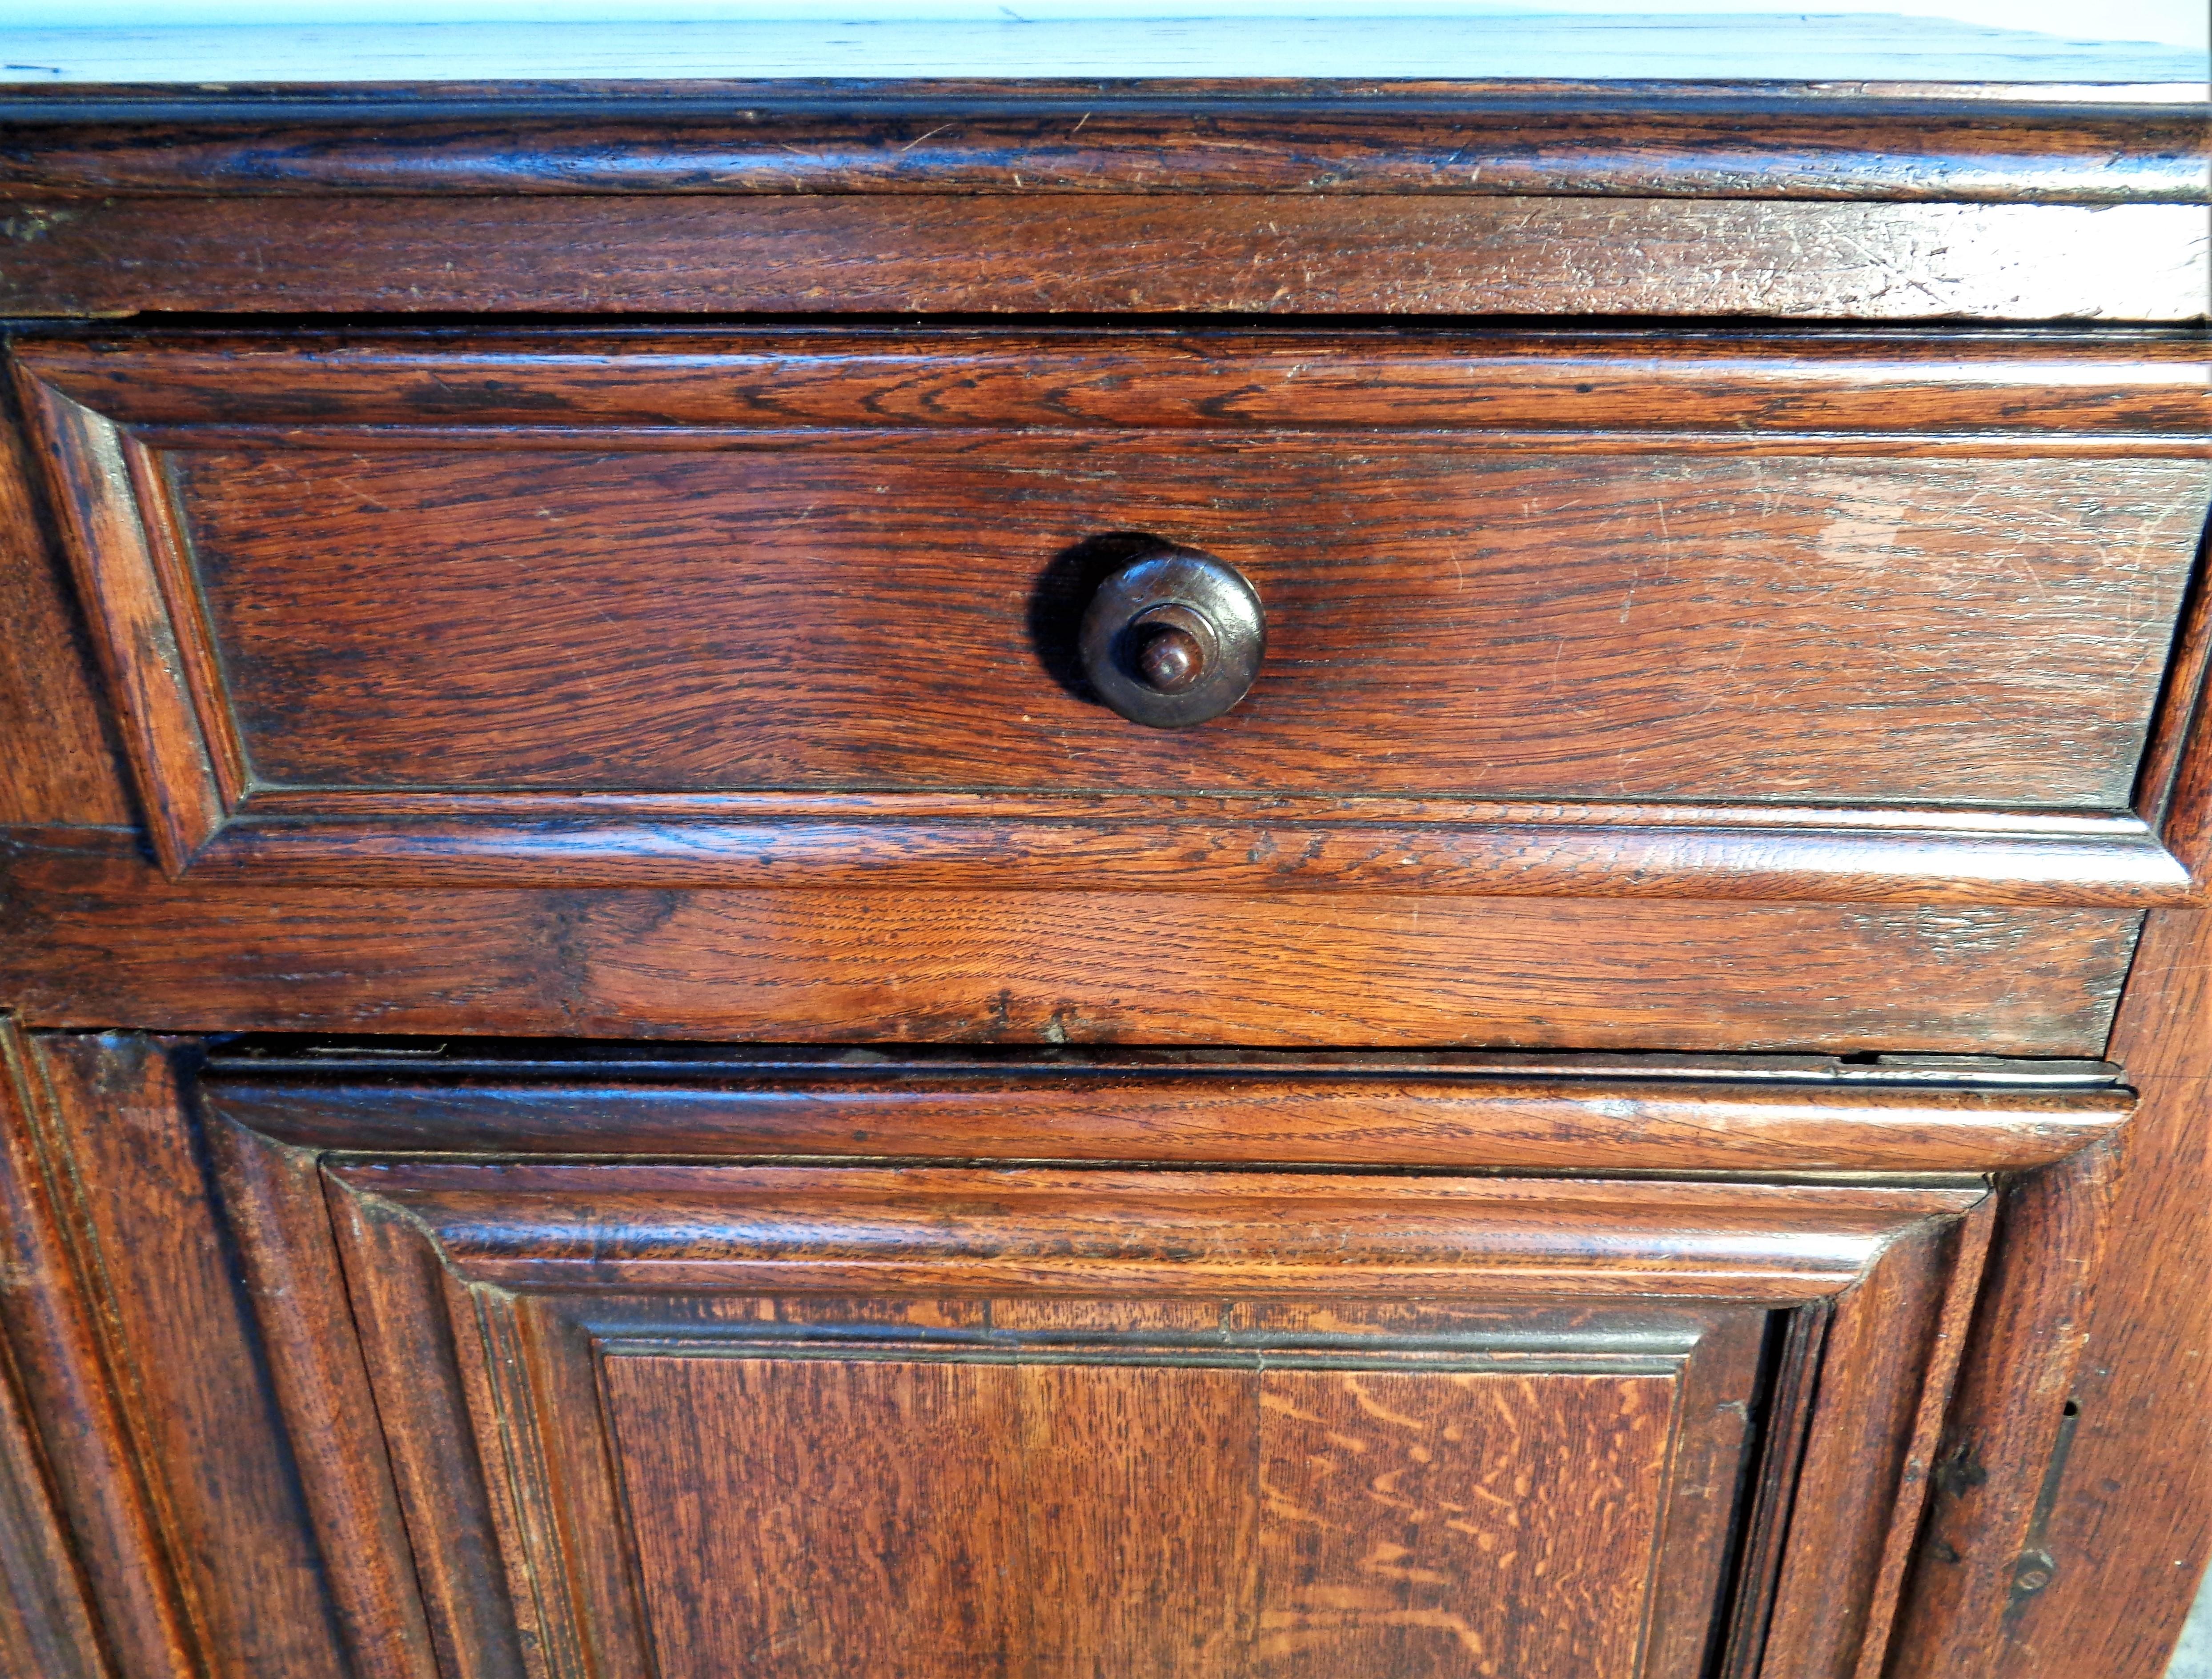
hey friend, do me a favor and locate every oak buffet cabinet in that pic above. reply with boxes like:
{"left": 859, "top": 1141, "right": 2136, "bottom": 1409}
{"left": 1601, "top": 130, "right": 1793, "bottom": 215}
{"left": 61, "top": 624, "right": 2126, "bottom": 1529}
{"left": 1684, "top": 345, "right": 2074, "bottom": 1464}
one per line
{"left": 0, "top": 67, "right": 2207, "bottom": 1679}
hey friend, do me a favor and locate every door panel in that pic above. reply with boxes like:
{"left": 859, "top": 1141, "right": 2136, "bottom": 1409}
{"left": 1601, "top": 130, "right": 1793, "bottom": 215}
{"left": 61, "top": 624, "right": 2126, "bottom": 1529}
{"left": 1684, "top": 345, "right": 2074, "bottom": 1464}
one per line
{"left": 297, "top": 1162, "right": 1984, "bottom": 1679}
{"left": 598, "top": 1354, "right": 1683, "bottom": 1679}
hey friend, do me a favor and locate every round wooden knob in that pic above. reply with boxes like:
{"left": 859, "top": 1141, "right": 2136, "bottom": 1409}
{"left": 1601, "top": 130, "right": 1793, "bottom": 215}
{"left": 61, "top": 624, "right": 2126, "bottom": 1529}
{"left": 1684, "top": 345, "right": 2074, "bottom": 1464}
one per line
{"left": 1077, "top": 543, "right": 1264, "bottom": 728}
{"left": 1135, "top": 621, "right": 1204, "bottom": 692}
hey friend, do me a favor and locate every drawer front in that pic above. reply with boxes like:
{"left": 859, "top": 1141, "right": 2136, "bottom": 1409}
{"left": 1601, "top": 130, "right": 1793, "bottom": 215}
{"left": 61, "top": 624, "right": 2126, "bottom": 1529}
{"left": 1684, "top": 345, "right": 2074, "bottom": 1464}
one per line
{"left": 189, "top": 1048, "right": 2079, "bottom": 1679}
{"left": 18, "top": 329, "right": 2210, "bottom": 903}
{"left": 145, "top": 443, "right": 2204, "bottom": 803}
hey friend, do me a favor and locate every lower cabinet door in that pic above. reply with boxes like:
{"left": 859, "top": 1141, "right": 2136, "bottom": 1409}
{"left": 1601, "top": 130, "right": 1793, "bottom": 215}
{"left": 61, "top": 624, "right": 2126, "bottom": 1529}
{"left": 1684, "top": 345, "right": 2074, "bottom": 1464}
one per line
{"left": 234, "top": 1158, "right": 1989, "bottom": 1679}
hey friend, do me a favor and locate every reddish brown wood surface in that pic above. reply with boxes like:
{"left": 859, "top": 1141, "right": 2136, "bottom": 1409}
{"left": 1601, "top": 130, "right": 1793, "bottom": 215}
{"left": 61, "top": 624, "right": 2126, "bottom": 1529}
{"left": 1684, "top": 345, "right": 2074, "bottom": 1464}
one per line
{"left": 1762, "top": 1198, "right": 1994, "bottom": 1679}
{"left": 197, "top": 1114, "right": 438, "bottom": 1679}
{"left": 150, "top": 447, "right": 2209, "bottom": 803}
{"left": 0, "top": 1023, "right": 192, "bottom": 1679}
{"left": 0, "top": 834, "right": 2144, "bottom": 1052}
{"left": 204, "top": 1053, "right": 2131, "bottom": 1177}
{"left": 4, "top": 196, "right": 2204, "bottom": 321}
{"left": 0, "top": 1223, "right": 110, "bottom": 1679}
{"left": 28, "top": 329, "right": 2212, "bottom": 432}
{"left": 17, "top": 381, "right": 233, "bottom": 874}
{"left": 1987, "top": 908, "right": 2212, "bottom": 1677}
{"left": 1888, "top": 1139, "right": 2122, "bottom": 1678}
{"left": 125, "top": 809, "right": 2212, "bottom": 906}
{"left": 20, "top": 1034, "right": 386, "bottom": 1679}
{"left": 2, "top": 84, "right": 2202, "bottom": 202}
{"left": 605, "top": 1355, "right": 1680, "bottom": 1678}
{"left": 313, "top": 1155, "right": 1985, "bottom": 1678}
{"left": 0, "top": 371, "right": 128, "bottom": 828}
{"left": 0, "top": 79, "right": 2203, "bottom": 1677}
{"left": 0, "top": 1026, "right": 2068, "bottom": 1678}
{"left": 328, "top": 1162, "right": 1975, "bottom": 1298}
{"left": 17, "top": 331, "right": 2208, "bottom": 899}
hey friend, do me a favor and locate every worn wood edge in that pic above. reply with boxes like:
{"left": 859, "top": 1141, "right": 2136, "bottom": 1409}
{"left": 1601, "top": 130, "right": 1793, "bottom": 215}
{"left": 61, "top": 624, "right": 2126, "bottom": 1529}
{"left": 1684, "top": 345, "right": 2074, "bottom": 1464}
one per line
{"left": 0, "top": 833, "right": 2144, "bottom": 1053}
{"left": 116, "top": 434, "right": 250, "bottom": 820}
{"left": 1884, "top": 1137, "right": 2122, "bottom": 1678}
{"left": 317, "top": 1173, "right": 530, "bottom": 1679}
{"left": 1760, "top": 1203, "right": 1991, "bottom": 1675}
{"left": 198, "top": 1110, "right": 441, "bottom": 1679}
{"left": 0, "top": 83, "right": 2202, "bottom": 203}
{"left": 326, "top": 1160, "right": 1984, "bottom": 1300}
{"left": 6, "top": 196, "right": 2204, "bottom": 321}
{"left": 96, "top": 426, "right": 2212, "bottom": 463}
{"left": 0, "top": 351, "right": 133, "bottom": 828}
{"left": 1847, "top": 1198, "right": 1999, "bottom": 1679}
{"left": 0, "top": 1019, "right": 195, "bottom": 1679}
{"left": 2150, "top": 516, "right": 2212, "bottom": 878}
{"left": 447, "top": 1284, "right": 590, "bottom": 1677}
{"left": 8, "top": 372, "right": 227, "bottom": 875}
{"left": 22, "top": 329, "right": 2212, "bottom": 435}
{"left": 1983, "top": 907, "right": 2212, "bottom": 1676}
{"left": 2134, "top": 502, "right": 2212, "bottom": 825}
{"left": 183, "top": 1042, "right": 2131, "bottom": 1085}
{"left": 173, "top": 807, "right": 2202, "bottom": 905}
{"left": 0, "top": 1235, "right": 111, "bottom": 1679}
{"left": 26, "top": 1032, "right": 426, "bottom": 1678}
{"left": 200, "top": 1074, "right": 2133, "bottom": 1177}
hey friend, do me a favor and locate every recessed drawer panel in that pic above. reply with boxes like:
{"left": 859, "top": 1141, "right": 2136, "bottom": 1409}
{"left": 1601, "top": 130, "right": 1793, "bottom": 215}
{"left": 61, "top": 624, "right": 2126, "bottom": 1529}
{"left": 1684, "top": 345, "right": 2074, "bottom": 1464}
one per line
{"left": 164, "top": 445, "right": 2201, "bottom": 800}
{"left": 19, "top": 329, "right": 2210, "bottom": 898}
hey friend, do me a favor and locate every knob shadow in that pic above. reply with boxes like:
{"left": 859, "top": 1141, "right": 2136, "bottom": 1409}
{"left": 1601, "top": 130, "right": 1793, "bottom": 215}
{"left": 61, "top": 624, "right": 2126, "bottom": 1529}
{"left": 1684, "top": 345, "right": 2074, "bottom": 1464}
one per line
{"left": 1025, "top": 531, "right": 1172, "bottom": 705}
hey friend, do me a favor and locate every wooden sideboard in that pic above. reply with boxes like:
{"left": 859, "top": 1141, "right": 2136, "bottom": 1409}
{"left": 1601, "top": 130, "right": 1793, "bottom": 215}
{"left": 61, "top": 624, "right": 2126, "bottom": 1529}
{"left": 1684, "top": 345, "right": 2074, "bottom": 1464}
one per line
{"left": 0, "top": 72, "right": 2206, "bottom": 1679}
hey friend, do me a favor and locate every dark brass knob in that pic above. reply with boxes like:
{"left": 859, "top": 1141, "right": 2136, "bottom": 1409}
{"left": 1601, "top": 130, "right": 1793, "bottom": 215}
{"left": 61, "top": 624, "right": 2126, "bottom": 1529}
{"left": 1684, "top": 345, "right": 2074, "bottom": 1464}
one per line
{"left": 1078, "top": 543, "right": 1264, "bottom": 728}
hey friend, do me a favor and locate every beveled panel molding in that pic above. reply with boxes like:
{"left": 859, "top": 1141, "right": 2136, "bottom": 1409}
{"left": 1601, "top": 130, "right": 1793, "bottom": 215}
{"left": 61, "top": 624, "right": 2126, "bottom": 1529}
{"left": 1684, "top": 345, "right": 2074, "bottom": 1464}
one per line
{"left": 17, "top": 329, "right": 2212, "bottom": 902}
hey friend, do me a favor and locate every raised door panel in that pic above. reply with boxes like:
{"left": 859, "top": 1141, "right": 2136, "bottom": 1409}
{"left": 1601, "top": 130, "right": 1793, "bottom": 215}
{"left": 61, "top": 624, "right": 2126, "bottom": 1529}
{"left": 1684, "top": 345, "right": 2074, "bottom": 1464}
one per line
{"left": 289, "top": 1161, "right": 1989, "bottom": 1679}
{"left": 601, "top": 1354, "right": 1676, "bottom": 1679}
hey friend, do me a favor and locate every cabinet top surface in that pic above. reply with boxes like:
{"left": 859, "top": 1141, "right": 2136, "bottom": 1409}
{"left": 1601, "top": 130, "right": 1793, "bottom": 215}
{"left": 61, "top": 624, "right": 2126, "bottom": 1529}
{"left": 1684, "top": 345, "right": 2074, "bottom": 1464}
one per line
{"left": 0, "top": 8, "right": 2206, "bottom": 88}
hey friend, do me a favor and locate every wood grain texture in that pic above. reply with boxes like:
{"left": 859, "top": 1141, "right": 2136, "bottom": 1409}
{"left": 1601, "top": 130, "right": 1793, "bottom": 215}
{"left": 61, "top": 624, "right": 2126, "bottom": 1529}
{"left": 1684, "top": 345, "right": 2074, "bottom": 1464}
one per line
{"left": 0, "top": 1300, "right": 109, "bottom": 1679}
{"left": 1, "top": 74, "right": 2204, "bottom": 1679}
{"left": 24, "top": 1034, "right": 376, "bottom": 1679}
{"left": 322, "top": 1174, "right": 1774, "bottom": 1679}
{"left": 1761, "top": 1200, "right": 1994, "bottom": 1679}
{"left": 4, "top": 195, "right": 2204, "bottom": 321}
{"left": 0, "top": 834, "right": 2145, "bottom": 1052}
{"left": 1887, "top": 1139, "right": 2121, "bottom": 1679}
{"left": 156, "top": 445, "right": 2208, "bottom": 804}
{"left": 202, "top": 1058, "right": 2132, "bottom": 1178}
{"left": 1250, "top": 1367, "right": 1673, "bottom": 1675}
{"left": 2147, "top": 523, "right": 2212, "bottom": 884}
{"left": 365, "top": 1163, "right": 1891, "bottom": 1287}
{"left": 1978, "top": 908, "right": 2212, "bottom": 1678}
{"left": 325, "top": 1161, "right": 1981, "bottom": 1299}
{"left": 318, "top": 1178, "right": 526, "bottom": 1679}
{"left": 313, "top": 1156, "right": 1984, "bottom": 1678}
{"left": 2, "top": 85, "right": 2203, "bottom": 202}
{"left": 18, "top": 330, "right": 2208, "bottom": 898}
{"left": 169, "top": 797, "right": 2204, "bottom": 905}
{"left": 602, "top": 1355, "right": 1265, "bottom": 1678}
{"left": 198, "top": 1112, "right": 439, "bottom": 1679}
{"left": 1018, "top": 1359, "right": 1261, "bottom": 1674}
{"left": 12, "top": 379, "right": 228, "bottom": 870}
{"left": 0, "top": 365, "right": 129, "bottom": 828}
{"left": 28, "top": 328, "right": 2212, "bottom": 434}
{"left": 0, "top": 1023, "right": 192, "bottom": 1679}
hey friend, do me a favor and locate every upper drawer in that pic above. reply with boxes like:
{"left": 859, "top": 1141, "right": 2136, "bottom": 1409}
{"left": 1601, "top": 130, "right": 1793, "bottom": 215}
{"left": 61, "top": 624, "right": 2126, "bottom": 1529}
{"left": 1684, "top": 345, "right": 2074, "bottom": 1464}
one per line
{"left": 17, "top": 328, "right": 2212, "bottom": 899}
